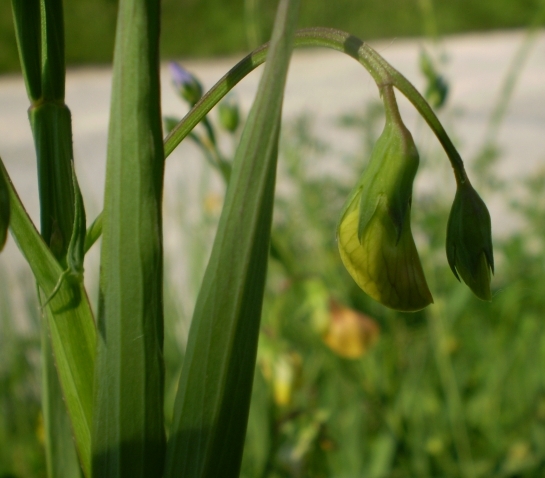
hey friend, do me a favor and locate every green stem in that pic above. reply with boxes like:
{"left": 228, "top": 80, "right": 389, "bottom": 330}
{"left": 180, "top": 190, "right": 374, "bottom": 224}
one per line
{"left": 165, "top": 28, "right": 467, "bottom": 185}
{"left": 10, "top": 0, "right": 42, "bottom": 102}
{"left": 480, "top": 1, "right": 545, "bottom": 152}
{"left": 427, "top": 304, "right": 475, "bottom": 478}
{"left": 362, "top": 45, "right": 467, "bottom": 184}
{"left": 87, "top": 27, "right": 467, "bottom": 249}
{"left": 41, "top": 0, "right": 66, "bottom": 102}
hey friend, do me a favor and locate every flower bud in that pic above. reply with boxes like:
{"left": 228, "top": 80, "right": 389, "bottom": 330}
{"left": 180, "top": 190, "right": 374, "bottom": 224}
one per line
{"left": 337, "top": 87, "right": 433, "bottom": 312}
{"left": 446, "top": 181, "right": 494, "bottom": 301}
{"left": 218, "top": 95, "right": 240, "bottom": 133}
{"left": 169, "top": 62, "right": 203, "bottom": 106}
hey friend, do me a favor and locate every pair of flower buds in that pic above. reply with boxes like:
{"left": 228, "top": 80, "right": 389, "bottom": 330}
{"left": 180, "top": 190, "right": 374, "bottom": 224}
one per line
{"left": 337, "top": 86, "right": 493, "bottom": 312}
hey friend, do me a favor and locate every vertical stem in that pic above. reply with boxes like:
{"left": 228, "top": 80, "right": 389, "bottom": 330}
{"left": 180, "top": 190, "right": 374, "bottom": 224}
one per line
{"left": 427, "top": 304, "right": 475, "bottom": 478}
{"left": 10, "top": 0, "right": 42, "bottom": 102}
{"left": 40, "top": 0, "right": 66, "bottom": 102}
{"left": 29, "top": 104, "right": 75, "bottom": 258}
{"left": 11, "top": 1, "right": 83, "bottom": 476}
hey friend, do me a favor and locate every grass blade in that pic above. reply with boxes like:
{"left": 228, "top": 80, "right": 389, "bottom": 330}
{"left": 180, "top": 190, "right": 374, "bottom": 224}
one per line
{"left": 164, "top": 0, "right": 300, "bottom": 476}
{"left": 41, "top": 324, "right": 84, "bottom": 478}
{"left": 91, "top": 0, "right": 165, "bottom": 475}
{"left": 0, "top": 159, "right": 96, "bottom": 477}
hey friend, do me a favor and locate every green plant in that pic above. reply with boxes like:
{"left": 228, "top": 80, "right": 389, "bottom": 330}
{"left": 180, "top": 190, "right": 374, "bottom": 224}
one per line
{"left": 0, "top": 0, "right": 495, "bottom": 477}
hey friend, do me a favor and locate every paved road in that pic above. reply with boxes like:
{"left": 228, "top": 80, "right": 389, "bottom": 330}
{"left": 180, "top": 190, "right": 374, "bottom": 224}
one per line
{"left": 0, "top": 29, "right": 544, "bottom": 321}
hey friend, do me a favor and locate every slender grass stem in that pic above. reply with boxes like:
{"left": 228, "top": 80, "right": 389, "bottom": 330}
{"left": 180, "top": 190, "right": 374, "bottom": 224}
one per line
{"left": 427, "top": 303, "right": 475, "bottom": 478}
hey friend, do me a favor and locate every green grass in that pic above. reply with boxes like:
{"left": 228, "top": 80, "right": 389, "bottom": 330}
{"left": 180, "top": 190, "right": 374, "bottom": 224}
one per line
{"left": 0, "top": 0, "right": 543, "bottom": 73}
{"left": 4, "top": 109, "right": 545, "bottom": 476}
{"left": 3, "top": 103, "right": 545, "bottom": 477}
{"left": 1, "top": 4, "right": 544, "bottom": 475}
{"left": 235, "top": 110, "right": 545, "bottom": 477}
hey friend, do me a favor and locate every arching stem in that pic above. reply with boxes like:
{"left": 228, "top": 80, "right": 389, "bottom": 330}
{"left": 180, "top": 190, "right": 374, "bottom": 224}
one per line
{"left": 86, "top": 27, "right": 468, "bottom": 252}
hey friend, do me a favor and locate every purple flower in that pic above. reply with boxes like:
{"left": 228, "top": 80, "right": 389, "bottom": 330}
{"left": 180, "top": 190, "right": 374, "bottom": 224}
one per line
{"left": 169, "top": 62, "right": 203, "bottom": 105}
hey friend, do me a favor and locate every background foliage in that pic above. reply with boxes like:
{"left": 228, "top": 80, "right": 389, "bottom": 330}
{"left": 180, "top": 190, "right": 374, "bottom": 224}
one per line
{"left": 3, "top": 81, "right": 545, "bottom": 476}
{"left": 0, "top": 0, "right": 543, "bottom": 72}
{"left": 1, "top": 1, "right": 545, "bottom": 477}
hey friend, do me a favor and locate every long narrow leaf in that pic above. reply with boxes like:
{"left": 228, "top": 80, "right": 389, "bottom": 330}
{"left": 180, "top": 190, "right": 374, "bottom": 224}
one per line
{"left": 13, "top": 2, "right": 83, "bottom": 476}
{"left": 91, "top": 0, "right": 165, "bottom": 476}
{"left": 164, "top": 0, "right": 300, "bottom": 476}
{"left": 41, "top": 324, "right": 84, "bottom": 478}
{"left": 1, "top": 160, "right": 96, "bottom": 477}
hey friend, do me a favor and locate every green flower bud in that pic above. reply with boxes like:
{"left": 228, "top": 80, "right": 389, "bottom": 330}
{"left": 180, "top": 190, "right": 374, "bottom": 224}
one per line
{"left": 0, "top": 169, "right": 9, "bottom": 252}
{"left": 337, "top": 87, "right": 433, "bottom": 312}
{"left": 169, "top": 62, "right": 203, "bottom": 106}
{"left": 218, "top": 95, "right": 240, "bottom": 133}
{"left": 446, "top": 181, "right": 494, "bottom": 301}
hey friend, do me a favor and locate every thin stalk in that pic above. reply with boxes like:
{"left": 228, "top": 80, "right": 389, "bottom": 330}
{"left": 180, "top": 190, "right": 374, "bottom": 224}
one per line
{"left": 244, "top": 0, "right": 262, "bottom": 49}
{"left": 427, "top": 304, "right": 475, "bottom": 478}
{"left": 10, "top": 0, "right": 42, "bottom": 102}
{"left": 164, "top": 28, "right": 467, "bottom": 186}
{"left": 40, "top": 0, "right": 66, "bottom": 103}
{"left": 479, "top": 0, "right": 545, "bottom": 152}
{"left": 86, "top": 28, "right": 468, "bottom": 249}
{"left": 11, "top": 2, "right": 86, "bottom": 477}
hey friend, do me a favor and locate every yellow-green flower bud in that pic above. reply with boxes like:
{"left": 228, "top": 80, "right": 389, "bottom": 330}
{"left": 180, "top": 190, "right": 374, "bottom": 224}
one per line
{"left": 446, "top": 181, "right": 494, "bottom": 301}
{"left": 337, "top": 87, "right": 433, "bottom": 312}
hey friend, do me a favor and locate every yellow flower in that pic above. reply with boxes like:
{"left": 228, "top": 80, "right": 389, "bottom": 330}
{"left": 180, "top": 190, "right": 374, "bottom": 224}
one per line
{"left": 323, "top": 301, "right": 379, "bottom": 358}
{"left": 338, "top": 195, "right": 433, "bottom": 311}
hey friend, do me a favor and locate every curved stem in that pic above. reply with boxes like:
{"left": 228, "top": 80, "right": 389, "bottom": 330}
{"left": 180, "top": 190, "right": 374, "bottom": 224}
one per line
{"left": 362, "top": 46, "right": 467, "bottom": 184}
{"left": 88, "top": 27, "right": 467, "bottom": 249}
{"left": 164, "top": 28, "right": 467, "bottom": 184}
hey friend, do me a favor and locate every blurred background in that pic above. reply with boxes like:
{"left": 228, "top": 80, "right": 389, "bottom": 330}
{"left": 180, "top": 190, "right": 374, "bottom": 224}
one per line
{"left": 0, "top": 0, "right": 543, "bottom": 72}
{"left": 1, "top": 1, "right": 545, "bottom": 477}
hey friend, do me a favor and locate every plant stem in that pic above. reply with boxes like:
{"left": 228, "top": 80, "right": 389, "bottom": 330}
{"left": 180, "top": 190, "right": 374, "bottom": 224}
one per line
{"left": 427, "top": 304, "right": 476, "bottom": 478}
{"left": 87, "top": 28, "right": 468, "bottom": 250}
{"left": 164, "top": 28, "right": 468, "bottom": 186}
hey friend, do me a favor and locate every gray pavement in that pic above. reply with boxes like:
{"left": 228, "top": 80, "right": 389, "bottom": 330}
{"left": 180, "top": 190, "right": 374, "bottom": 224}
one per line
{"left": 0, "top": 29, "right": 544, "bottom": 321}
